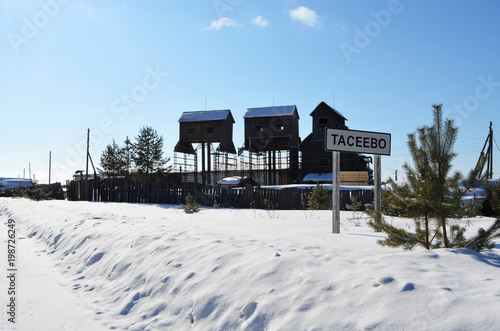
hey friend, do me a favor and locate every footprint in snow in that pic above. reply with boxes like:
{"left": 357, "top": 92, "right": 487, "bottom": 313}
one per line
{"left": 373, "top": 276, "right": 395, "bottom": 287}
{"left": 119, "top": 301, "right": 135, "bottom": 316}
{"left": 86, "top": 252, "right": 105, "bottom": 266}
{"left": 119, "top": 292, "right": 141, "bottom": 316}
{"left": 240, "top": 301, "right": 265, "bottom": 331}
{"left": 184, "top": 272, "right": 195, "bottom": 280}
{"left": 298, "top": 300, "right": 314, "bottom": 312}
{"left": 401, "top": 282, "right": 416, "bottom": 292}
{"left": 240, "top": 301, "right": 257, "bottom": 319}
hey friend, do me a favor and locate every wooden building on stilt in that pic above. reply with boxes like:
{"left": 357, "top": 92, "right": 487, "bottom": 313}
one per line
{"left": 174, "top": 110, "right": 237, "bottom": 186}
{"left": 240, "top": 105, "right": 300, "bottom": 185}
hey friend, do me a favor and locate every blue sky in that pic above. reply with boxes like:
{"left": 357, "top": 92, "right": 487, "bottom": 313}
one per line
{"left": 1, "top": 0, "right": 499, "bottom": 184}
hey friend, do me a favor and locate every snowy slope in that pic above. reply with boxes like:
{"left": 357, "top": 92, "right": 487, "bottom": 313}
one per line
{"left": 2, "top": 230, "right": 109, "bottom": 330}
{"left": 1, "top": 198, "right": 500, "bottom": 330}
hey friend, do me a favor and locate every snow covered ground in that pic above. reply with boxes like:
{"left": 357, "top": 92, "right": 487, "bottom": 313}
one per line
{"left": 1, "top": 198, "right": 500, "bottom": 330}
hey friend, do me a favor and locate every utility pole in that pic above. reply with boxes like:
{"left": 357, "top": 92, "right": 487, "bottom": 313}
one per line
{"left": 29, "top": 162, "right": 31, "bottom": 181}
{"left": 86, "top": 128, "right": 90, "bottom": 180}
{"left": 48, "top": 151, "right": 52, "bottom": 185}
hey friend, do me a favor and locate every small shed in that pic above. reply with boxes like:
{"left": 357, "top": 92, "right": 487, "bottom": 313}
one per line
{"left": 174, "top": 110, "right": 236, "bottom": 154}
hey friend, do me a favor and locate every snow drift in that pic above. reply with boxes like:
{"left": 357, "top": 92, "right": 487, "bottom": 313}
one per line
{"left": 1, "top": 198, "right": 499, "bottom": 330}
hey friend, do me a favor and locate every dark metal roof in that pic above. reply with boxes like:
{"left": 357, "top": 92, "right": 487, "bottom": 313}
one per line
{"left": 178, "top": 110, "right": 234, "bottom": 123}
{"left": 309, "top": 101, "right": 347, "bottom": 121}
{"left": 244, "top": 105, "right": 298, "bottom": 118}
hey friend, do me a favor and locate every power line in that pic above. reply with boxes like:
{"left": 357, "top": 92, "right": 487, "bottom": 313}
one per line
{"left": 456, "top": 134, "right": 488, "bottom": 141}
{"left": 493, "top": 136, "right": 500, "bottom": 152}
{"left": 382, "top": 165, "right": 397, "bottom": 171}
{"left": 455, "top": 137, "right": 487, "bottom": 145}
{"left": 457, "top": 132, "right": 486, "bottom": 139}
{"left": 455, "top": 142, "right": 487, "bottom": 150}
{"left": 493, "top": 126, "right": 500, "bottom": 138}
{"left": 459, "top": 150, "right": 486, "bottom": 155}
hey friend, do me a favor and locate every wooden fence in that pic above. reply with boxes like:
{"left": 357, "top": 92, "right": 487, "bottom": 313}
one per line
{"left": 66, "top": 179, "right": 374, "bottom": 210}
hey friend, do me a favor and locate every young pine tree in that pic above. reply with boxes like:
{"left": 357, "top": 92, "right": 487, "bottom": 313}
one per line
{"left": 308, "top": 183, "right": 332, "bottom": 210}
{"left": 122, "top": 137, "right": 133, "bottom": 177}
{"left": 100, "top": 139, "right": 127, "bottom": 178}
{"left": 346, "top": 195, "right": 362, "bottom": 212}
{"left": 369, "top": 104, "right": 491, "bottom": 250}
{"left": 131, "top": 126, "right": 171, "bottom": 180}
{"left": 182, "top": 193, "right": 201, "bottom": 214}
{"left": 482, "top": 182, "right": 500, "bottom": 216}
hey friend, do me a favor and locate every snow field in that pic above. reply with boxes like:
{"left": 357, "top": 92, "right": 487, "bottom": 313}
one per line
{"left": 1, "top": 198, "right": 500, "bottom": 330}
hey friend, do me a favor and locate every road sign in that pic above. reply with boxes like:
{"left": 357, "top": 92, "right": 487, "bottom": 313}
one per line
{"left": 325, "top": 128, "right": 391, "bottom": 156}
{"left": 327, "top": 127, "right": 391, "bottom": 234}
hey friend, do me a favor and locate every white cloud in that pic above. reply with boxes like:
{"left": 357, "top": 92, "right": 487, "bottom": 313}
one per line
{"left": 289, "top": 6, "right": 320, "bottom": 27}
{"left": 252, "top": 15, "right": 269, "bottom": 27}
{"left": 203, "top": 17, "right": 240, "bottom": 31}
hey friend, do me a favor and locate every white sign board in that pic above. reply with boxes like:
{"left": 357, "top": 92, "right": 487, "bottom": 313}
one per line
{"left": 325, "top": 128, "right": 391, "bottom": 156}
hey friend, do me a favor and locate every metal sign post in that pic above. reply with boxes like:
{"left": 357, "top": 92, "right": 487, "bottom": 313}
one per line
{"left": 325, "top": 127, "right": 391, "bottom": 234}
{"left": 332, "top": 151, "right": 340, "bottom": 233}
{"left": 374, "top": 154, "right": 382, "bottom": 224}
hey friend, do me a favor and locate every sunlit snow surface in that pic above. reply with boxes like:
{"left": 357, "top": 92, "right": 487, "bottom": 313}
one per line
{"left": 1, "top": 198, "right": 499, "bottom": 330}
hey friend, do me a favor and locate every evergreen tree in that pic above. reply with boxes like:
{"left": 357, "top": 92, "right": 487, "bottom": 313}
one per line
{"left": 131, "top": 126, "right": 171, "bottom": 180}
{"left": 13, "top": 180, "right": 52, "bottom": 201}
{"left": 182, "top": 193, "right": 201, "bottom": 214}
{"left": 491, "top": 185, "right": 500, "bottom": 215}
{"left": 346, "top": 195, "right": 362, "bottom": 212}
{"left": 122, "top": 136, "right": 133, "bottom": 177}
{"left": 369, "top": 104, "right": 489, "bottom": 250}
{"left": 100, "top": 139, "right": 127, "bottom": 178}
{"left": 482, "top": 182, "right": 500, "bottom": 216}
{"left": 308, "top": 183, "right": 332, "bottom": 210}
{"left": 460, "top": 219, "right": 500, "bottom": 252}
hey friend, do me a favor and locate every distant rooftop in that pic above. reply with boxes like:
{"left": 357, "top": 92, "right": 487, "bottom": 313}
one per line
{"left": 244, "top": 105, "right": 298, "bottom": 118}
{"left": 310, "top": 101, "right": 347, "bottom": 121}
{"left": 178, "top": 110, "right": 233, "bottom": 123}
{"left": 0, "top": 178, "right": 32, "bottom": 190}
